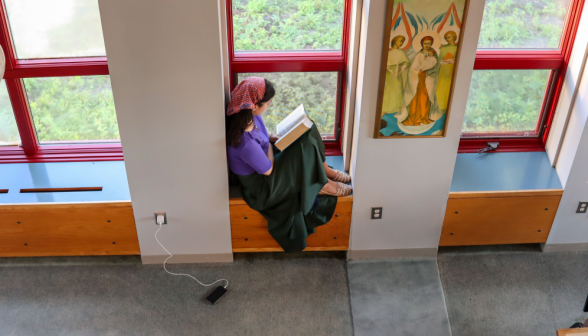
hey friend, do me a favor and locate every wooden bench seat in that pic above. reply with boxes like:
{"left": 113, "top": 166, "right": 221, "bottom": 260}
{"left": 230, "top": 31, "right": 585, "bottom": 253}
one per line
{"left": 229, "top": 196, "right": 353, "bottom": 252}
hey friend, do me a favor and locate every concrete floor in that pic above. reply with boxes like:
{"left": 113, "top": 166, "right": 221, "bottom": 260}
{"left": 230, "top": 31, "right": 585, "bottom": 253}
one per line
{"left": 2, "top": 247, "right": 588, "bottom": 335}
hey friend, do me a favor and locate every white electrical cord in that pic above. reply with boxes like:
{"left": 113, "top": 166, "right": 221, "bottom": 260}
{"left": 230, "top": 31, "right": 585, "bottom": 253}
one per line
{"left": 154, "top": 215, "right": 229, "bottom": 288}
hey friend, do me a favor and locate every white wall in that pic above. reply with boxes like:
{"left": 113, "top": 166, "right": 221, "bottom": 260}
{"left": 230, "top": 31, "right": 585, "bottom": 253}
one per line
{"left": 546, "top": 4, "right": 588, "bottom": 179}
{"left": 342, "top": 0, "right": 363, "bottom": 171}
{"left": 99, "top": 0, "right": 233, "bottom": 263}
{"left": 542, "top": 3, "right": 588, "bottom": 251}
{"left": 348, "top": 0, "right": 485, "bottom": 258}
{"left": 544, "top": 54, "right": 588, "bottom": 250}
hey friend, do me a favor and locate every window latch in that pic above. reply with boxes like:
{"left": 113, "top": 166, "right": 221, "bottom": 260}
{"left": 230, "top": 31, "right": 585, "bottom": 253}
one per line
{"left": 478, "top": 142, "right": 499, "bottom": 154}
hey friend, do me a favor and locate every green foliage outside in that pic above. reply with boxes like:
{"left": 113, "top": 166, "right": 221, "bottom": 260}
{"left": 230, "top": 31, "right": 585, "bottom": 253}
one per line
{"left": 6, "top": 0, "right": 106, "bottom": 59}
{"left": 232, "top": 0, "right": 344, "bottom": 50}
{"left": 0, "top": 83, "right": 20, "bottom": 145}
{"left": 477, "top": 0, "right": 568, "bottom": 49}
{"left": 24, "top": 76, "right": 119, "bottom": 142}
{"left": 463, "top": 70, "right": 549, "bottom": 134}
{"left": 239, "top": 72, "right": 337, "bottom": 135}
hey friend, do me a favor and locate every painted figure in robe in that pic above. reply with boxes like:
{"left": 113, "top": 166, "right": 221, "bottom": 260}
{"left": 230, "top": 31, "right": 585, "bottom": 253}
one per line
{"left": 382, "top": 36, "right": 410, "bottom": 116}
{"left": 399, "top": 36, "right": 439, "bottom": 126}
{"left": 436, "top": 31, "right": 458, "bottom": 114}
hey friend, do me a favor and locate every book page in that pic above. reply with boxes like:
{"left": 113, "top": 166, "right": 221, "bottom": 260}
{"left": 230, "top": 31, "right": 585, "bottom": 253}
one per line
{"left": 275, "top": 116, "right": 313, "bottom": 151}
{"left": 276, "top": 104, "right": 306, "bottom": 137}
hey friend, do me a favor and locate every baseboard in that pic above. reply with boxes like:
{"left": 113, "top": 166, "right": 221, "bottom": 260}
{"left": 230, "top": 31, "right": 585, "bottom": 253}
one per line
{"left": 347, "top": 248, "right": 438, "bottom": 260}
{"left": 141, "top": 253, "right": 234, "bottom": 264}
{"left": 541, "top": 242, "right": 588, "bottom": 253}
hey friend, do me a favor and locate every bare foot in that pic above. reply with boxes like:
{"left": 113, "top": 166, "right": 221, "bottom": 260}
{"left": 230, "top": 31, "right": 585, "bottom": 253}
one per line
{"left": 323, "top": 162, "right": 337, "bottom": 179}
{"left": 320, "top": 179, "right": 338, "bottom": 194}
{"left": 323, "top": 161, "right": 351, "bottom": 183}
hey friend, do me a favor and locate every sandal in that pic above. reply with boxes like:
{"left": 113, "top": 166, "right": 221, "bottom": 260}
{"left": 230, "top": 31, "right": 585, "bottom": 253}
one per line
{"left": 332, "top": 170, "right": 351, "bottom": 183}
{"left": 319, "top": 182, "right": 352, "bottom": 197}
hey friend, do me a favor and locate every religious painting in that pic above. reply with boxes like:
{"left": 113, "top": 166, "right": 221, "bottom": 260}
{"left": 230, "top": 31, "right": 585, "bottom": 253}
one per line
{"left": 374, "top": 0, "right": 469, "bottom": 138}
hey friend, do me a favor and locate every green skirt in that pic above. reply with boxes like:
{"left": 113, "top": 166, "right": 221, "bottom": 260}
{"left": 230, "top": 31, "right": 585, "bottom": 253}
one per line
{"left": 238, "top": 125, "right": 338, "bottom": 252}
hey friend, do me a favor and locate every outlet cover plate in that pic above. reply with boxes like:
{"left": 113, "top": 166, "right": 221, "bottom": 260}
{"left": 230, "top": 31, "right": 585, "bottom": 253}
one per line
{"left": 371, "top": 207, "right": 382, "bottom": 219}
{"left": 577, "top": 202, "right": 588, "bottom": 214}
{"left": 154, "top": 212, "right": 167, "bottom": 224}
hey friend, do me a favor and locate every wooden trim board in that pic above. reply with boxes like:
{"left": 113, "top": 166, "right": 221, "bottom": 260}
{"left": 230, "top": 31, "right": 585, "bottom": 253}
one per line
{"left": 557, "top": 328, "right": 588, "bottom": 335}
{"left": 0, "top": 201, "right": 140, "bottom": 257}
{"left": 449, "top": 189, "right": 563, "bottom": 198}
{"left": 230, "top": 195, "right": 353, "bottom": 205}
{"left": 230, "top": 196, "right": 352, "bottom": 252}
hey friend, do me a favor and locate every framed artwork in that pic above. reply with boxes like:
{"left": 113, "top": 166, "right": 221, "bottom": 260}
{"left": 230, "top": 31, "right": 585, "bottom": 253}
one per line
{"left": 374, "top": 0, "right": 469, "bottom": 138}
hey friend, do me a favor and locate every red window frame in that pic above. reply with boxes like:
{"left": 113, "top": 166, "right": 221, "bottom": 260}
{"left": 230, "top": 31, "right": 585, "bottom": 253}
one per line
{"left": 0, "top": 0, "right": 122, "bottom": 164}
{"left": 225, "top": 0, "right": 352, "bottom": 156}
{"left": 459, "top": 0, "right": 586, "bottom": 153}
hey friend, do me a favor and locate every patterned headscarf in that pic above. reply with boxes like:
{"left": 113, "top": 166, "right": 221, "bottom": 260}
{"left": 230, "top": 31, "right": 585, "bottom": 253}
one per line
{"left": 226, "top": 77, "right": 266, "bottom": 116}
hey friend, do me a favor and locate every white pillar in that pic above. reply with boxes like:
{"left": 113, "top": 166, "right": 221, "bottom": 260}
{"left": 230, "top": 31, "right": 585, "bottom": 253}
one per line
{"left": 99, "top": 0, "right": 233, "bottom": 263}
{"left": 347, "top": 0, "right": 485, "bottom": 258}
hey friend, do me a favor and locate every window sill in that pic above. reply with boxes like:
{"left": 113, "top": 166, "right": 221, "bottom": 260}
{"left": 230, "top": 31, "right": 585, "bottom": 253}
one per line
{"left": 450, "top": 151, "right": 562, "bottom": 192}
{"left": 0, "top": 145, "right": 124, "bottom": 163}
{"left": 458, "top": 138, "right": 546, "bottom": 153}
{"left": 0, "top": 161, "right": 130, "bottom": 204}
{"left": 324, "top": 142, "right": 342, "bottom": 156}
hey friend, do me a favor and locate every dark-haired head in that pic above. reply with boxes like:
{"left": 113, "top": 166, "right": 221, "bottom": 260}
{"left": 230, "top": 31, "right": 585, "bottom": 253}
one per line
{"left": 226, "top": 78, "right": 275, "bottom": 148}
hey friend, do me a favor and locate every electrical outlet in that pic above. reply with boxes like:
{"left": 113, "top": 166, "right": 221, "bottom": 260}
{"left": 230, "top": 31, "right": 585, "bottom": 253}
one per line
{"left": 577, "top": 202, "right": 588, "bottom": 214}
{"left": 371, "top": 207, "right": 382, "bottom": 219}
{"left": 154, "top": 212, "right": 167, "bottom": 224}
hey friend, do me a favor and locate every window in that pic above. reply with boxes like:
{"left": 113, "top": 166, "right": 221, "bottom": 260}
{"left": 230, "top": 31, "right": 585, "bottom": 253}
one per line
{"left": 460, "top": 0, "right": 585, "bottom": 152}
{"left": 227, "top": 0, "right": 351, "bottom": 154}
{"left": 0, "top": 82, "right": 19, "bottom": 146}
{"left": 463, "top": 70, "right": 551, "bottom": 136}
{"left": 477, "top": 0, "right": 572, "bottom": 49}
{"left": 24, "top": 76, "right": 118, "bottom": 143}
{"left": 237, "top": 72, "right": 338, "bottom": 137}
{"left": 0, "top": 0, "right": 121, "bottom": 163}
{"left": 232, "top": 0, "right": 344, "bottom": 51}
{"left": 5, "top": 0, "right": 106, "bottom": 59}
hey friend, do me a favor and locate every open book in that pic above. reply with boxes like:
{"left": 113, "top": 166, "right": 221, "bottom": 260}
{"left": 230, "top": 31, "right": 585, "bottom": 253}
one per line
{"left": 274, "top": 104, "right": 314, "bottom": 151}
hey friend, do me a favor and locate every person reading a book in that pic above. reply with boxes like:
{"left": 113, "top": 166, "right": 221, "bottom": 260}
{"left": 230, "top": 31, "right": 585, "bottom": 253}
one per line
{"left": 226, "top": 77, "right": 352, "bottom": 252}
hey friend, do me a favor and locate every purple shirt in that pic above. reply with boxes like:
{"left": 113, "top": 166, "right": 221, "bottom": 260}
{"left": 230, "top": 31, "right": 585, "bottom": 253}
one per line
{"left": 227, "top": 115, "right": 272, "bottom": 175}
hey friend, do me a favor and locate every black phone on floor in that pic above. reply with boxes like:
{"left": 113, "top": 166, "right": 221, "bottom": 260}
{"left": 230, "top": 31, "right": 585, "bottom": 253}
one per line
{"left": 583, "top": 293, "right": 588, "bottom": 312}
{"left": 205, "top": 286, "right": 228, "bottom": 305}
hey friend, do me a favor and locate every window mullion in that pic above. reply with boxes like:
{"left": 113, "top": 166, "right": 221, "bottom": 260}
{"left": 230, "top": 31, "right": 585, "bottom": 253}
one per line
{"left": 474, "top": 52, "right": 564, "bottom": 70}
{"left": 5, "top": 78, "right": 37, "bottom": 155}
{"left": 535, "top": 70, "right": 557, "bottom": 136}
{"left": 232, "top": 59, "right": 346, "bottom": 73}
{"left": 7, "top": 57, "right": 109, "bottom": 79}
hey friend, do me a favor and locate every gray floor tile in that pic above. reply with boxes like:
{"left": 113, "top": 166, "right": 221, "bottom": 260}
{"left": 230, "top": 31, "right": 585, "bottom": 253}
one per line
{"left": 348, "top": 258, "right": 452, "bottom": 336}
